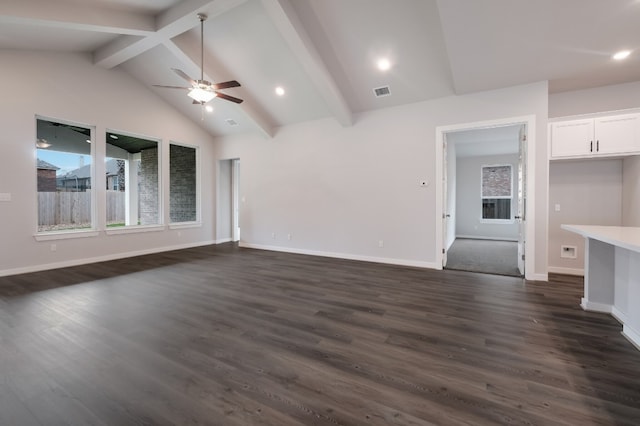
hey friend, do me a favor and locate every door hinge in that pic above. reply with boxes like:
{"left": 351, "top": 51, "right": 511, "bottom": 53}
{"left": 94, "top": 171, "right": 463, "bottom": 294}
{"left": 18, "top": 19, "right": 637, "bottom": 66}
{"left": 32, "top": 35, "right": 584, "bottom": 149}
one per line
{"left": 521, "top": 254, "right": 525, "bottom": 261}
{"left": 522, "top": 134, "right": 527, "bottom": 142}
{"left": 442, "top": 248, "right": 446, "bottom": 254}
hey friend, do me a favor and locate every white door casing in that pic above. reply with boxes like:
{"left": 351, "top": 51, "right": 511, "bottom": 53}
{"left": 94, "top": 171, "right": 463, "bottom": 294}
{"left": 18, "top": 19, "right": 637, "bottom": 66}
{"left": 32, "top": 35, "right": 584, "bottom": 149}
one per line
{"left": 435, "top": 115, "right": 536, "bottom": 280}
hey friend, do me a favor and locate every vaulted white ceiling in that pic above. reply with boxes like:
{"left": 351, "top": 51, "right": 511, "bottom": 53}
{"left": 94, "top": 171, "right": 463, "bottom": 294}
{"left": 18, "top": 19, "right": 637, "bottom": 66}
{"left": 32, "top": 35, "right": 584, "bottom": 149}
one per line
{"left": 2, "top": 0, "right": 639, "bottom": 138}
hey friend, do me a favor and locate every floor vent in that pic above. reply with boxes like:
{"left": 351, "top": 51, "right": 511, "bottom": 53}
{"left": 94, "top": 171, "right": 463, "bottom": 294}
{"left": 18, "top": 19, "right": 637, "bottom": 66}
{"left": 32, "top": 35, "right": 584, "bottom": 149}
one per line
{"left": 373, "top": 86, "right": 391, "bottom": 97}
{"left": 225, "top": 118, "right": 239, "bottom": 126}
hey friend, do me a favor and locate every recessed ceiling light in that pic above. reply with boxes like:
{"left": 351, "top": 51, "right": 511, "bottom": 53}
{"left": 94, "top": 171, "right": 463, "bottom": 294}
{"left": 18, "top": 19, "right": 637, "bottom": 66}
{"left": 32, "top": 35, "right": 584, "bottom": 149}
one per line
{"left": 613, "top": 50, "right": 631, "bottom": 60}
{"left": 377, "top": 58, "right": 391, "bottom": 71}
{"left": 109, "top": 134, "right": 118, "bottom": 140}
{"left": 275, "top": 86, "right": 285, "bottom": 96}
{"left": 205, "top": 105, "right": 214, "bottom": 113}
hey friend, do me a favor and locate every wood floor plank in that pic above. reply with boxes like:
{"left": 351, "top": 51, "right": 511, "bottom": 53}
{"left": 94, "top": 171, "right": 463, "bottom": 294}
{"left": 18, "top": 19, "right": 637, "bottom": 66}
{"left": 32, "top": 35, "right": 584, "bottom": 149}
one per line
{"left": 1, "top": 243, "right": 640, "bottom": 425}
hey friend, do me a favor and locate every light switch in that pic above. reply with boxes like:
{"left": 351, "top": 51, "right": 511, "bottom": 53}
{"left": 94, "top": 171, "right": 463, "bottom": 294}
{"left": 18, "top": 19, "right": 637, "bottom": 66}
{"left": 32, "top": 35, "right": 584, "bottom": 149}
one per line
{"left": 0, "top": 193, "right": 11, "bottom": 202}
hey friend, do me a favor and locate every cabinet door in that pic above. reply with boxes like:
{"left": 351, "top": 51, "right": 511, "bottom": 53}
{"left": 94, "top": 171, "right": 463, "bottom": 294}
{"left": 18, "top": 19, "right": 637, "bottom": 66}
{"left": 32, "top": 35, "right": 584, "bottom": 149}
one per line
{"left": 550, "top": 119, "right": 594, "bottom": 158}
{"left": 594, "top": 114, "right": 640, "bottom": 155}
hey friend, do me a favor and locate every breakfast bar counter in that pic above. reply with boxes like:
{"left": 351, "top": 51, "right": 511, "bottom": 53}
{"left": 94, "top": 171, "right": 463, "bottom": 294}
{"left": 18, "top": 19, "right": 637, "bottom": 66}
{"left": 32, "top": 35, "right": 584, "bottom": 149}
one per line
{"left": 561, "top": 225, "right": 640, "bottom": 350}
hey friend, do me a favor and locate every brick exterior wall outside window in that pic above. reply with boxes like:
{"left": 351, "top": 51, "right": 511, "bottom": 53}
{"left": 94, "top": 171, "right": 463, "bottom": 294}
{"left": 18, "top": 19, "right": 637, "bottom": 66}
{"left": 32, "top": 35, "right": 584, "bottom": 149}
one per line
{"left": 139, "top": 147, "right": 159, "bottom": 225}
{"left": 482, "top": 165, "right": 511, "bottom": 197}
{"left": 482, "top": 165, "right": 512, "bottom": 220}
{"left": 37, "top": 169, "right": 57, "bottom": 192}
{"left": 169, "top": 144, "right": 197, "bottom": 223}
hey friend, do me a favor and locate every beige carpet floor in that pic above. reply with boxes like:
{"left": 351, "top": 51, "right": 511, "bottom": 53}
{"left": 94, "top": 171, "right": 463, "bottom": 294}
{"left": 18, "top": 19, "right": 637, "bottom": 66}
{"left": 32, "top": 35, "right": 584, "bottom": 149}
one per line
{"left": 445, "top": 238, "right": 521, "bottom": 276}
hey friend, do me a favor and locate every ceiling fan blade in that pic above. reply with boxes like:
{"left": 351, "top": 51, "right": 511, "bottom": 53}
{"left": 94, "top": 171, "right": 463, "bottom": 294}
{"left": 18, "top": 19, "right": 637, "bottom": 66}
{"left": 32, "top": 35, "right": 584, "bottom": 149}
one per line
{"left": 153, "top": 85, "right": 190, "bottom": 89}
{"left": 211, "top": 80, "right": 241, "bottom": 90}
{"left": 172, "top": 68, "right": 196, "bottom": 85}
{"left": 215, "top": 92, "right": 244, "bottom": 104}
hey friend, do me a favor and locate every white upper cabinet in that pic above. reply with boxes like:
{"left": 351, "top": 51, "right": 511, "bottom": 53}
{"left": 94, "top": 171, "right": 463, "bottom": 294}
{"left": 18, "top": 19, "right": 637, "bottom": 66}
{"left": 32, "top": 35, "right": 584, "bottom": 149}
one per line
{"left": 594, "top": 114, "right": 639, "bottom": 155}
{"left": 550, "top": 113, "right": 640, "bottom": 159}
{"left": 550, "top": 119, "right": 594, "bottom": 158}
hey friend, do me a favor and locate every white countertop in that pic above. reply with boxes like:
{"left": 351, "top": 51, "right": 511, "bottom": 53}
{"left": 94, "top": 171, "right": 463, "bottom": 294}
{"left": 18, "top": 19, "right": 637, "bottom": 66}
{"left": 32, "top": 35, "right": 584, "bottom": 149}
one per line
{"left": 561, "top": 225, "right": 640, "bottom": 253}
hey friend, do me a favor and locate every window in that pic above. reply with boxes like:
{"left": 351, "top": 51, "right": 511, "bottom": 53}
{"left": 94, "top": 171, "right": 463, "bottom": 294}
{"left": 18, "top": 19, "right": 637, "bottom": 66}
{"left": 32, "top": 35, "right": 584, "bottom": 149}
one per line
{"left": 481, "top": 164, "right": 512, "bottom": 220}
{"left": 105, "top": 131, "right": 160, "bottom": 227}
{"left": 169, "top": 143, "right": 198, "bottom": 223}
{"left": 36, "top": 118, "right": 93, "bottom": 232}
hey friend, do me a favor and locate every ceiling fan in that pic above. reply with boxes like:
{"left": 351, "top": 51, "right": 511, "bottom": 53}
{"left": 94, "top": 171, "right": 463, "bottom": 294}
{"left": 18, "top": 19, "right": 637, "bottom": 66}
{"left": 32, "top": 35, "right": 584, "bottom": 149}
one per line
{"left": 153, "top": 13, "right": 243, "bottom": 105}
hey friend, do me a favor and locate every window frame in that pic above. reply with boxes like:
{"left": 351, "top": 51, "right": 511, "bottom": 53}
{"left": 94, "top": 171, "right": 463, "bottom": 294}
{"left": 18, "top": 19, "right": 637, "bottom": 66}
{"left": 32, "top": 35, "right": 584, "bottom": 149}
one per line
{"left": 34, "top": 115, "right": 98, "bottom": 241}
{"left": 104, "top": 129, "right": 164, "bottom": 235}
{"left": 480, "top": 163, "right": 514, "bottom": 224}
{"left": 168, "top": 141, "right": 201, "bottom": 227}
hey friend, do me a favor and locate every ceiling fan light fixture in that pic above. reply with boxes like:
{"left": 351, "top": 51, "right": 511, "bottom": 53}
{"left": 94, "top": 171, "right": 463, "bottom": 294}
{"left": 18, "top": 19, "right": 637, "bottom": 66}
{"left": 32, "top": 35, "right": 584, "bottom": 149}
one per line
{"left": 188, "top": 87, "right": 216, "bottom": 103}
{"left": 36, "top": 138, "right": 51, "bottom": 148}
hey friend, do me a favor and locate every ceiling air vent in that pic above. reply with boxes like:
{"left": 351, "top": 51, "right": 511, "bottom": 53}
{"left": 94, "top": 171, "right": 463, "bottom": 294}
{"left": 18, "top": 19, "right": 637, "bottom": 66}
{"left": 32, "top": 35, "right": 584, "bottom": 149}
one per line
{"left": 225, "top": 118, "right": 239, "bottom": 127}
{"left": 373, "top": 86, "right": 391, "bottom": 97}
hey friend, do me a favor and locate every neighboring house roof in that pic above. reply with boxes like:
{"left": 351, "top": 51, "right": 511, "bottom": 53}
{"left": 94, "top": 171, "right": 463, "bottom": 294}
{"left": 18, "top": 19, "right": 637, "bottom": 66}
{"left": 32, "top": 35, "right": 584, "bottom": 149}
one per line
{"left": 37, "top": 159, "right": 59, "bottom": 171}
{"left": 62, "top": 158, "right": 120, "bottom": 179}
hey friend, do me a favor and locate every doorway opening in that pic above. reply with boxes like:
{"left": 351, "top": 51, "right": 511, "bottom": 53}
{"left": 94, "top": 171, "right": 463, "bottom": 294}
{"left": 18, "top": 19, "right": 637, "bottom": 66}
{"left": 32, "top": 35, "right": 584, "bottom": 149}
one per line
{"left": 436, "top": 116, "right": 535, "bottom": 279}
{"left": 217, "top": 158, "right": 240, "bottom": 243}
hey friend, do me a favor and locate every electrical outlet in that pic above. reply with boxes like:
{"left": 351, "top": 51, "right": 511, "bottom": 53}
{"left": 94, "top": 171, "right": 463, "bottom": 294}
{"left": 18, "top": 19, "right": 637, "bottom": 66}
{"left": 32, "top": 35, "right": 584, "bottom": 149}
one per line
{"left": 50, "top": 244, "right": 56, "bottom": 252}
{"left": 287, "top": 234, "right": 292, "bottom": 240}
{"left": 378, "top": 240, "right": 384, "bottom": 248}
{"left": 555, "top": 204, "right": 561, "bottom": 212}
{"left": 271, "top": 232, "right": 276, "bottom": 239}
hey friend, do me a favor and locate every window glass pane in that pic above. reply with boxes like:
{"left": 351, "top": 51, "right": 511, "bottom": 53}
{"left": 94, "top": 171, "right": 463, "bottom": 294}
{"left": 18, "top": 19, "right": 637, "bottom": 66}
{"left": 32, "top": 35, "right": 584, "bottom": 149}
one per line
{"left": 482, "top": 198, "right": 511, "bottom": 220}
{"left": 106, "top": 132, "right": 160, "bottom": 227}
{"left": 169, "top": 144, "right": 197, "bottom": 223}
{"left": 482, "top": 165, "right": 511, "bottom": 197}
{"left": 36, "top": 119, "right": 92, "bottom": 232}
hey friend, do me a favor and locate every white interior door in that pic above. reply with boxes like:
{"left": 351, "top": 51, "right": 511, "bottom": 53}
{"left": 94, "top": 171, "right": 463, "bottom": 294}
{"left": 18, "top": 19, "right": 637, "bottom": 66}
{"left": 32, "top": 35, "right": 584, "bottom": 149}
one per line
{"left": 442, "top": 136, "right": 449, "bottom": 267}
{"left": 232, "top": 159, "right": 240, "bottom": 241}
{"left": 517, "top": 124, "right": 527, "bottom": 276}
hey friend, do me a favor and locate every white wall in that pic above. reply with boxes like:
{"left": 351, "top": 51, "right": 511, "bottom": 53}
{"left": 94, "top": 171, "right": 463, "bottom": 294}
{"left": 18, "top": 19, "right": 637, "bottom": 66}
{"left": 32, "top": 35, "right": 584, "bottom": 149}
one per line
{"left": 548, "top": 160, "right": 623, "bottom": 274}
{"left": 549, "top": 81, "right": 640, "bottom": 118}
{"left": 623, "top": 156, "right": 640, "bottom": 226}
{"left": 214, "top": 81, "right": 549, "bottom": 276}
{"left": 0, "top": 50, "right": 215, "bottom": 276}
{"left": 455, "top": 154, "right": 519, "bottom": 241}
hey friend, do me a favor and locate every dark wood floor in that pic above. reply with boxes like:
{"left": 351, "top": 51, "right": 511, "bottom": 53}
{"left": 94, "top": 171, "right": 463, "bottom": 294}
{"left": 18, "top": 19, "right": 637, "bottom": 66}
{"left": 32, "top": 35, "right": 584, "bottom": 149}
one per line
{"left": 1, "top": 244, "right": 639, "bottom": 425}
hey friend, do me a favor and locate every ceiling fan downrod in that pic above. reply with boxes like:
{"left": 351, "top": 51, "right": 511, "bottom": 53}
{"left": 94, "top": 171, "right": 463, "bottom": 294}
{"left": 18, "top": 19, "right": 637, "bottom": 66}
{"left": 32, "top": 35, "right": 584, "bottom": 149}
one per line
{"left": 197, "top": 13, "right": 207, "bottom": 83}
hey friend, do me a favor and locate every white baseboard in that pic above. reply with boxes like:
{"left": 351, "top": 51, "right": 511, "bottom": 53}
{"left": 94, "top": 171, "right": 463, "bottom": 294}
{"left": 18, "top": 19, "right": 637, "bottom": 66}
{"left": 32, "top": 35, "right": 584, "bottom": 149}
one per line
{"left": 455, "top": 235, "right": 518, "bottom": 242}
{"left": 215, "top": 238, "right": 233, "bottom": 244}
{"left": 580, "top": 298, "right": 612, "bottom": 314}
{"left": 622, "top": 324, "right": 640, "bottom": 352}
{"left": 548, "top": 266, "right": 584, "bottom": 276}
{"left": 0, "top": 240, "right": 216, "bottom": 277}
{"left": 528, "top": 273, "right": 548, "bottom": 282}
{"left": 239, "top": 242, "right": 440, "bottom": 270}
{"left": 611, "top": 306, "right": 628, "bottom": 325}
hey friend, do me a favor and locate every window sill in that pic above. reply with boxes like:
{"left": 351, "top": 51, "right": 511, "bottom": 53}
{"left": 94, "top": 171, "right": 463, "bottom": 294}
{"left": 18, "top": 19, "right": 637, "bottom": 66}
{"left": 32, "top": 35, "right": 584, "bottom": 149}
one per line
{"left": 105, "top": 225, "right": 166, "bottom": 236}
{"left": 479, "top": 219, "right": 515, "bottom": 225}
{"left": 169, "top": 222, "right": 202, "bottom": 230}
{"left": 34, "top": 230, "right": 99, "bottom": 241}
